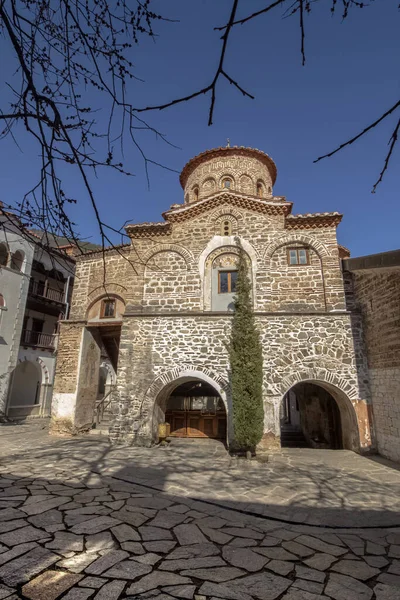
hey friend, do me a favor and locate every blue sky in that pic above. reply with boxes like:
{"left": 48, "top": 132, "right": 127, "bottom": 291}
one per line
{"left": 1, "top": 0, "right": 399, "bottom": 256}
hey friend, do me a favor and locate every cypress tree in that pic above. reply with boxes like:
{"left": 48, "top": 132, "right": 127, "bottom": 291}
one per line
{"left": 228, "top": 243, "right": 264, "bottom": 453}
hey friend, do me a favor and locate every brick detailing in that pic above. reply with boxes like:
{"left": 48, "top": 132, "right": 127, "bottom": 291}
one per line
{"left": 264, "top": 234, "right": 330, "bottom": 259}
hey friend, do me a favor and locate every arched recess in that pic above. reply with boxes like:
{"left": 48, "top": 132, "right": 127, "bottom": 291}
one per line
{"left": 201, "top": 176, "right": 217, "bottom": 197}
{"left": 239, "top": 174, "right": 253, "bottom": 195}
{"left": 140, "top": 365, "right": 230, "bottom": 444}
{"left": 141, "top": 243, "right": 194, "bottom": 268}
{"left": 199, "top": 237, "right": 258, "bottom": 310}
{"left": 219, "top": 174, "right": 235, "bottom": 190}
{"left": 264, "top": 234, "right": 330, "bottom": 261}
{"left": 87, "top": 293, "right": 126, "bottom": 321}
{"left": 277, "top": 369, "right": 365, "bottom": 452}
{"left": 10, "top": 250, "right": 25, "bottom": 272}
{"left": 8, "top": 360, "right": 42, "bottom": 407}
{"left": 87, "top": 283, "right": 127, "bottom": 304}
{"left": 0, "top": 243, "right": 8, "bottom": 267}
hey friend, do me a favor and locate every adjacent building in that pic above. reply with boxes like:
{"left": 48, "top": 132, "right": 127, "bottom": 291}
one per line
{"left": 344, "top": 250, "right": 400, "bottom": 462}
{"left": 52, "top": 145, "right": 375, "bottom": 453}
{"left": 0, "top": 210, "right": 75, "bottom": 419}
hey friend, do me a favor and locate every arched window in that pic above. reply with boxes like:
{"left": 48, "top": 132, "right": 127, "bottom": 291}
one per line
{"left": 10, "top": 250, "right": 24, "bottom": 272}
{"left": 0, "top": 244, "right": 8, "bottom": 267}
{"left": 256, "top": 180, "right": 265, "bottom": 198}
{"left": 221, "top": 220, "right": 232, "bottom": 236}
{"left": 222, "top": 178, "right": 232, "bottom": 190}
{"left": 193, "top": 186, "right": 199, "bottom": 202}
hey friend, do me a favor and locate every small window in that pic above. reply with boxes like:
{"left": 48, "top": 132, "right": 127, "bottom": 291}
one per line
{"left": 0, "top": 244, "right": 8, "bottom": 267}
{"left": 101, "top": 299, "right": 116, "bottom": 319}
{"left": 218, "top": 270, "right": 238, "bottom": 294}
{"left": 221, "top": 220, "right": 232, "bottom": 236}
{"left": 257, "top": 182, "right": 263, "bottom": 198}
{"left": 288, "top": 248, "right": 309, "bottom": 265}
{"left": 193, "top": 186, "right": 199, "bottom": 201}
{"left": 222, "top": 178, "right": 232, "bottom": 190}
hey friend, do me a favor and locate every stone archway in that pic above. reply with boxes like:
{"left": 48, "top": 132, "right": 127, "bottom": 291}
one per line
{"left": 277, "top": 372, "right": 368, "bottom": 452}
{"left": 281, "top": 382, "right": 344, "bottom": 449}
{"left": 141, "top": 366, "right": 231, "bottom": 445}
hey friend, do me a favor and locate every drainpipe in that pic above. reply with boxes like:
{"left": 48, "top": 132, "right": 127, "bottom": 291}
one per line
{"left": 63, "top": 275, "right": 71, "bottom": 319}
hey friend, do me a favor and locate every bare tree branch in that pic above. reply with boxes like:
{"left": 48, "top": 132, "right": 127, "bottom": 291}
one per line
{"left": 132, "top": 0, "right": 255, "bottom": 126}
{"left": 372, "top": 116, "right": 400, "bottom": 193}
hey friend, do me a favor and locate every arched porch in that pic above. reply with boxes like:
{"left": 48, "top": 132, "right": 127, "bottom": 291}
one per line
{"left": 148, "top": 367, "right": 231, "bottom": 446}
{"left": 280, "top": 379, "right": 363, "bottom": 452}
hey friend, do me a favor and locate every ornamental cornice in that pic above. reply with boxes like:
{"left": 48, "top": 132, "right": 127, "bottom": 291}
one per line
{"left": 285, "top": 212, "right": 342, "bottom": 230}
{"left": 125, "top": 222, "right": 171, "bottom": 239}
{"left": 162, "top": 192, "right": 292, "bottom": 223}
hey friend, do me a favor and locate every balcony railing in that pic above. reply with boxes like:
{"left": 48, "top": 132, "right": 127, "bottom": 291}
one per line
{"left": 28, "top": 280, "right": 65, "bottom": 304}
{"left": 21, "top": 329, "right": 56, "bottom": 349}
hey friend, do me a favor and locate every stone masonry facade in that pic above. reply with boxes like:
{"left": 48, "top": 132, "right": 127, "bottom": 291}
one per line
{"left": 345, "top": 261, "right": 400, "bottom": 461}
{"left": 52, "top": 146, "right": 373, "bottom": 452}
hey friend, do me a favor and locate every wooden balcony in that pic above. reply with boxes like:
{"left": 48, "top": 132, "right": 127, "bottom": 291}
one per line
{"left": 21, "top": 329, "right": 56, "bottom": 350}
{"left": 28, "top": 280, "right": 65, "bottom": 304}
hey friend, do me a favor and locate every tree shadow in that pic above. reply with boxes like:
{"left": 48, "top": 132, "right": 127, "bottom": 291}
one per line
{"left": 2, "top": 433, "right": 400, "bottom": 529}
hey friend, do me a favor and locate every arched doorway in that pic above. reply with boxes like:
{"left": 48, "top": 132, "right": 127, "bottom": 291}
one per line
{"left": 152, "top": 377, "right": 227, "bottom": 441}
{"left": 165, "top": 379, "right": 227, "bottom": 439}
{"left": 281, "top": 382, "right": 345, "bottom": 449}
{"left": 8, "top": 361, "right": 41, "bottom": 415}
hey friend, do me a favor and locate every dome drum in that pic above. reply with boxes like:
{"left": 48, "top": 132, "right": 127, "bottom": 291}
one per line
{"left": 181, "top": 146, "right": 277, "bottom": 204}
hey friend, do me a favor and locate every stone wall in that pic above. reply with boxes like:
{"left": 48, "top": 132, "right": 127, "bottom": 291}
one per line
{"left": 69, "top": 204, "right": 346, "bottom": 319}
{"left": 351, "top": 269, "right": 400, "bottom": 461}
{"left": 109, "top": 313, "right": 370, "bottom": 451}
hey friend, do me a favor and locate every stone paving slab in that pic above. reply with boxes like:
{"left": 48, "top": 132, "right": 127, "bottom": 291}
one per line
{"left": 1, "top": 423, "right": 400, "bottom": 599}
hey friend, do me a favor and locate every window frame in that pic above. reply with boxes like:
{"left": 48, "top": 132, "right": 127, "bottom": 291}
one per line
{"left": 287, "top": 247, "right": 310, "bottom": 266}
{"left": 100, "top": 298, "right": 116, "bottom": 319}
{"left": 218, "top": 270, "right": 238, "bottom": 294}
{"left": 221, "top": 220, "right": 232, "bottom": 236}
{"left": 221, "top": 178, "right": 232, "bottom": 190}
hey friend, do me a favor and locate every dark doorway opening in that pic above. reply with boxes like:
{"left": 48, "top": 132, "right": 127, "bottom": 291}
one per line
{"left": 165, "top": 380, "right": 227, "bottom": 439}
{"left": 281, "top": 382, "right": 343, "bottom": 449}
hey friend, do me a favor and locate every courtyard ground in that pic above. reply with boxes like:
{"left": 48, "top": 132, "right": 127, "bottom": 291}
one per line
{"left": 1, "top": 421, "right": 400, "bottom": 599}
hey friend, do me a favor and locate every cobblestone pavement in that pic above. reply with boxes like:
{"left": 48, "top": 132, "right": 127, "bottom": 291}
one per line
{"left": 1, "top": 422, "right": 400, "bottom": 599}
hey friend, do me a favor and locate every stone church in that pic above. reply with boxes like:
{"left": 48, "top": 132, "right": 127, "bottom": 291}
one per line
{"left": 52, "top": 145, "right": 374, "bottom": 453}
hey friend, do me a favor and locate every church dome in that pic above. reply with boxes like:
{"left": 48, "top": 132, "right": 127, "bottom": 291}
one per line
{"left": 180, "top": 146, "right": 277, "bottom": 204}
